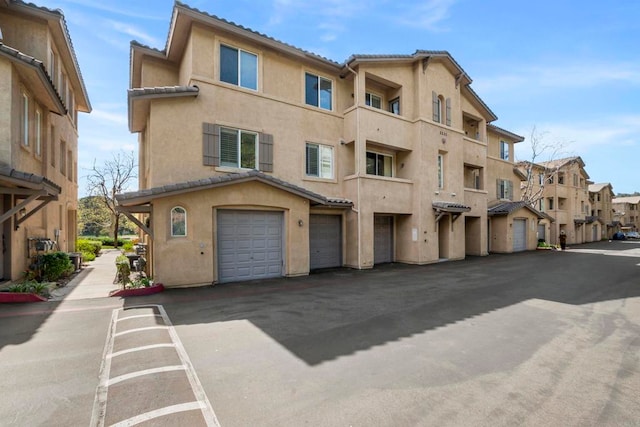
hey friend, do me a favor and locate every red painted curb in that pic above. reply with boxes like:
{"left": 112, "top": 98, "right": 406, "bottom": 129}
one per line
{"left": 109, "top": 283, "right": 164, "bottom": 297}
{"left": 0, "top": 292, "right": 48, "bottom": 303}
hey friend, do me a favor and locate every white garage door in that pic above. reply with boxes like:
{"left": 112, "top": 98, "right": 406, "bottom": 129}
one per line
{"left": 309, "top": 215, "right": 342, "bottom": 270}
{"left": 374, "top": 215, "right": 394, "bottom": 264}
{"left": 513, "top": 219, "right": 527, "bottom": 252}
{"left": 217, "top": 210, "right": 283, "bottom": 283}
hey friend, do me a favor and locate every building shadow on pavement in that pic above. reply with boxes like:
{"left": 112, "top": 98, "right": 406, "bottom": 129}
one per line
{"left": 122, "top": 240, "right": 640, "bottom": 366}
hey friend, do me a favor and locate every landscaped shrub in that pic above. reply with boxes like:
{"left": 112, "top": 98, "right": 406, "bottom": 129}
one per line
{"left": 82, "top": 251, "right": 96, "bottom": 262}
{"left": 7, "top": 281, "right": 50, "bottom": 297}
{"left": 115, "top": 255, "right": 131, "bottom": 287}
{"left": 84, "top": 236, "right": 124, "bottom": 247}
{"left": 38, "top": 252, "right": 74, "bottom": 282}
{"left": 122, "top": 240, "right": 134, "bottom": 253}
{"left": 77, "top": 239, "right": 102, "bottom": 256}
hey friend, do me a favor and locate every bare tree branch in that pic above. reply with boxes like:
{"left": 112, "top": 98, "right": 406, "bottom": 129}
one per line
{"left": 518, "top": 126, "right": 572, "bottom": 207}
{"left": 86, "top": 151, "right": 137, "bottom": 246}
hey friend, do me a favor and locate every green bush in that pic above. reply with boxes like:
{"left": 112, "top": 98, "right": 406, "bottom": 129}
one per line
{"left": 84, "top": 236, "right": 125, "bottom": 247}
{"left": 82, "top": 251, "right": 96, "bottom": 262}
{"left": 122, "top": 240, "right": 134, "bottom": 253}
{"left": 77, "top": 239, "right": 102, "bottom": 256}
{"left": 7, "top": 280, "right": 51, "bottom": 297}
{"left": 38, "top": 252, "right": 73, "bottom": 282}
{"left": 115, "top": 255, "right": 131, "bottom": 287}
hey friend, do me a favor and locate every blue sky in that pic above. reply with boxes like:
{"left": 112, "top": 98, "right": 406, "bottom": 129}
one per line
{"left": 39, "top": 0, "right": 640, "bottom": 196}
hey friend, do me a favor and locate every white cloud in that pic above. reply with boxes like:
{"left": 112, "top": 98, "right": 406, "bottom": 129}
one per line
{"left": 475, "top": 61, "right": 640, "bottom": 95}
{"left": 393, "top": 0, "right": 457, "bottom": 32}
{"left": 89, "top": 109, "right": 128, "bottom": 126}
{"left": 514, "top": 115, "right": 640, "bottom": 161}
{"left": 106, "top": 20, "right": 160, "bottom": 46}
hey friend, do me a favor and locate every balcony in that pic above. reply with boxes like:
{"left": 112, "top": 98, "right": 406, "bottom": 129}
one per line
{"left": 344, "top": 174, "right": 414, "bottom": 213}
{"left": 344, "top": 107, "right": 414, "bottom": 151}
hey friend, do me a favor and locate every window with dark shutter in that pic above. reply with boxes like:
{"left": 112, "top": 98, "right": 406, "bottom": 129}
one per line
{"left": 432, "top": 91, "right": 439, "bottom": 122}
{"left": 203, "top": 123, "right": 219, "bottom": 166}
{"left": 259, "top": 133, "right": 273, "bottom": 172}
{"left": 445, "top": 98, "right": 451, "bottom": 126}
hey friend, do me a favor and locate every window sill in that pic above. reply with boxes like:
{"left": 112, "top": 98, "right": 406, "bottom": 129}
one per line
{"left": 303, "top": 176, "right": 337, "bottom": 184}
{"left": 215, "top": 166, "right": 262, "bottom": 174}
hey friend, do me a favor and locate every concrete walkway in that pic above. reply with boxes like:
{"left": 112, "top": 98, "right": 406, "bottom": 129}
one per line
{"left": 50, "top": 249, "right": 121, "bottom": 301}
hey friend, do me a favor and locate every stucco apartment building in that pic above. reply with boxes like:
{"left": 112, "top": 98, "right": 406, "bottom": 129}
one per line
{"left": 0, "top": 1, "right": 90, "bottom": 280}
{"left": 612, "top": 196, "right": 640, "bottom": 232}
{"left": 517, "top": 157, "right": 597, "bottom": 246}
{"left": 588, "top": 183, "right": 617, "bottom": 239}
{"left": 118, "top": 2, "right": 545, "bottom": 287}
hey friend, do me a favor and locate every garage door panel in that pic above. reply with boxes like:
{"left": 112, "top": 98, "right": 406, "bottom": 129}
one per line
{"left": 309, "top": 215, "right": 342, "bottom": 270}
{"left": 217, "top": 210, "right": 283, "bottom": 283}
{"left": 374, "top": 216, "right": 393, "bottom": 264}
{"left": 513, "top": 219, "right": 527, "bottom": 252}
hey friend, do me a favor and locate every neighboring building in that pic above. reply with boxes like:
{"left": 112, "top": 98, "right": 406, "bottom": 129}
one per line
{"left": 118, "top": 2, "right": 537, "bottom": 287}
{"left": 485, "top": 125, "right": 549, "bottom": 252}
{"left": 612, "top": 196, "right": 640, "bottom": 232}
{"left": 588, "top": 183, "right": 616, "bottom": 239}
{"left": 517, "top": 157, "right": 595, "bottom": 246}
{"left": 0, "top": 1, "right": 90, "bottom": 280}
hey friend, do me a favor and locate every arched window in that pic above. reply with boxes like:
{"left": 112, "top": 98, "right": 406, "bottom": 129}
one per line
{"left": 171, "top": 206, "right": 187, "bottom": 237}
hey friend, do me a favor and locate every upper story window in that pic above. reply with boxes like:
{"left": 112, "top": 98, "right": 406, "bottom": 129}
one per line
{"left": 35, "top": 108, "right": 42, "bottom": 157}
{"left": 539, "top": 198, "right": 545, "bottom": 212}
{"left": 538, "top": 173, "right": 545, "bottom": 185}
{"left": 366, "top": 151, "right": 393, "bottom": 177}
{"left": 365, "top": 92, "right": 381, "bottom": 109}
{"left": 437, "top": 154, "right": 445, "bottom": 189}
{"left": 49, "top": 49, "right": 57, "bottom": 83}
{"left": 305, "top": 72, "right": 332, "bottom": 110}
{"left": 220, "top": 127, "right": 257, "bottom": 169}
{"left": 558, "top": 173, "right": 565, "bottom": 185}
{"left": 306, "top": 143, "right": 333, "bottom": 179}
{"left": 21, "top": 92, "right": 29, "bottom": 147}
{"left": 432, "top": 91, "right": 451, "bottom": 126}
{"left": 389, "top": 98, "right": 400, "bottom": 115}
{"left": 497, "top": 179, "right": 513, "bottom": 200}
{"left": 220, "top": 44, "right": 258, "bottom": 90}
{"left": 500, "top": 140, "right": 509, "bottom": 160}
{"left": 171, "top": 206, "right": 187, "bottom": 237}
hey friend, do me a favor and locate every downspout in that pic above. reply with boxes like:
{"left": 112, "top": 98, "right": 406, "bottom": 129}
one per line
{"left": 345, "top": 63, "right": 362, "bottom": 268}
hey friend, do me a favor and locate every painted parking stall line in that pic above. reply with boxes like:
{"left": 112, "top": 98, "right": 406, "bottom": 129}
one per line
{"left": 91, "top": 304, "right": 219, "bottom": 427}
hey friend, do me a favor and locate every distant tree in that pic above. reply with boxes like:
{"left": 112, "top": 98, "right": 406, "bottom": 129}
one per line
{"left": 86, "top": 151, "right": 137, "bottom": 246}
{"left": 518, "top": 126, "right": 572, "bottom": 206}
{"left": 78, "top": 196, "right": 136, "bottom": 236}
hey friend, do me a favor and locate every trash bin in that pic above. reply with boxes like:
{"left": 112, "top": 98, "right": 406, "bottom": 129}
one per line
{"left": 68, "top": 252, "right": 82, "bottom": 271}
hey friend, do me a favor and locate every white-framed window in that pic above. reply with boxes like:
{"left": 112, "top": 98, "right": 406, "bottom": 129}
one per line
{"left": 433, "top": 95, "right": 442, "bottom": 123}
{"left": 539, "top": 198, "right": 545, "bottom": 211}
{"left": 366, "top": 151, "right": 393, "bottom": 177}
{"left": 497, "top": 179, "right": 513, "bottom": 200}
{"left": 547, "top": 197, "right": 554, "bottom": 210}
{"left": 60, "top": 140, "right": 66, "bottom": 175}
{"left": 306, "top": 143, "right": 333, "bottom": 179}
{"left": 35, "top": 108, "right": 42, "bottom": 156}
{"left": 220, "top": 44, "right": 258, "bottom": 90}
{"left": 500, "top": 140, "right": 509, "bottom": 160}
{"left": 220, "top": 127, "right": 258, "bottom": 169}
{"left": 389, "top": 97, "right": 400, "bottom": 115}
{"left": 365, "top": 92, "right": 382, "bottom": 109}
{"left": 49, "top": 49, "right": 57, "bottom": 83}
{"left": 21, "top": 91, "right": 29, "bottom": 147}
{"left": 538, "top": 173, "right": 545, "bottom": 185}
{"left": 305, "top": 72, "right": 332, "bottom": 110}
{"left": 50, "top": 125, "right": 56, "bottom": 167}
{"left": 171, "top": 206, "right": 187, "bottom": 237}
{"left": 437, "top": 154, "right": 444, "bottom": 189}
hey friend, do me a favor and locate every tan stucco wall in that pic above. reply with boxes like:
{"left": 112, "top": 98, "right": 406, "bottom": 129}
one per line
{"left": 0, "top": 6, "right": 83, "bottom": 279}
{"left": 149, "top": 181, "right": 310, "bottom": 287}
{"left": 128, "top": 9, "right": 543, "bottom": 286}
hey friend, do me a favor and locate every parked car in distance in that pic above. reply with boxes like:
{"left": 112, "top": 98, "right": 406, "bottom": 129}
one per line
{"left": 612, "top": 232, "right": 626, "bottom": 240}
{"left": 624, "top": 231, "right": 640, "bottom": 239}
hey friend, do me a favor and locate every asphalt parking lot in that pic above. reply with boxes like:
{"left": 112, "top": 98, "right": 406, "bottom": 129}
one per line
{"left": 1, "top": 240, "right": 639, "bottom": 426}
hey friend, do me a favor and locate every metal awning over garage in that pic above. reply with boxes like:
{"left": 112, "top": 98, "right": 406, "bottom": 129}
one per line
{"left": 0, "top": 166, "right": 61, "bottom": 229}
{"left": 433, "top": 201, "right": 471, "bottom": 224}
